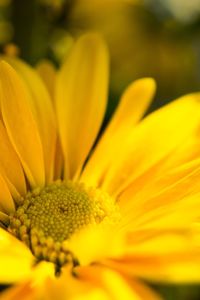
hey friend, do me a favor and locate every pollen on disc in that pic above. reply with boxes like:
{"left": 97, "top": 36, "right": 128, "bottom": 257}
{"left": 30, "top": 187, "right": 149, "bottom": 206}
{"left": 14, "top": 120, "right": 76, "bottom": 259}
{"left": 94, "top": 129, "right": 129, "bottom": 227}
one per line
{"left": 8, "top": 180, "right": 119, "bottom": 268}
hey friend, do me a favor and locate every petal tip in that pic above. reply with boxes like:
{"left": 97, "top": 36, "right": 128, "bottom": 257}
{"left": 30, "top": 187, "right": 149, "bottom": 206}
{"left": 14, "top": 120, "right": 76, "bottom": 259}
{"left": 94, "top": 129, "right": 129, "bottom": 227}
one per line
{"left": 138, "top": 77, "right": 156, "bottom": 93}
{"left": 75, "top": 32, "right": 109, "bottom": 61}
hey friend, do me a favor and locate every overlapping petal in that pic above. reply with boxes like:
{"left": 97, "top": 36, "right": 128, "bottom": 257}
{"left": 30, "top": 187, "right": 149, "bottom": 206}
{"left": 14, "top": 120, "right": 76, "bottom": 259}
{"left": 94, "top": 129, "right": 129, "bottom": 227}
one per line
{"left": 118, "top": 159, "right": 200, "bottom": 231}
{"left": 0, "top": 174, "right": 15, "bottom": 214}
{"left": 42, "top": 265, "right": 161, "bottom": 300}
{"left": 0, "top": 229, "right": 33, "bottom": 283}
{"left": 81, "top": 78, "right": 156, "bottom": 186}
{"left": 104, "top": 230, "right": 200, "bottom": 283}
{"left": 56, "top": 33, "right": 109, "bottom": 179}
{"left": 3, "top": 57, "right": 57, "bottom": 183}
{"left": 0, "top": 282, "right": 34, "bottom": 300}
{"left": 0, "top": 120, "right": 26, "bottom": 197}
{"left": 0, "top": 61, "right": 45, "bottom": 187}
{"left": 98, "top": 93, "right": 200, "bottom": 196}
{"left": 78, "top": 266, "right": 161, "bottom": 300}
{"left": 36, "top": 60, "right": 56, "bottom": 101}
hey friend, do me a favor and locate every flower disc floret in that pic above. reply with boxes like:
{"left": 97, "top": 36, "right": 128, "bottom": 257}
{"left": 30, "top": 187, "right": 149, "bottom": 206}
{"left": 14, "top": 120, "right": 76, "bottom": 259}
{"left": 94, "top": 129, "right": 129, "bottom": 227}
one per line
{"left": 8, "top": 180, "right": 119, "bottom": 272}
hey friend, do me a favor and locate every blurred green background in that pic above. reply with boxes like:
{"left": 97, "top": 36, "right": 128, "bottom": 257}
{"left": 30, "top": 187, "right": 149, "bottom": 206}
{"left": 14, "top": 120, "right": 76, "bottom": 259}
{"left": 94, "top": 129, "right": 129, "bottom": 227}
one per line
{"left": 1, "top": 0, "right": 200, "bottom": 299}
{"left": 2, "top": 0, "right": 200, "bottom": 114}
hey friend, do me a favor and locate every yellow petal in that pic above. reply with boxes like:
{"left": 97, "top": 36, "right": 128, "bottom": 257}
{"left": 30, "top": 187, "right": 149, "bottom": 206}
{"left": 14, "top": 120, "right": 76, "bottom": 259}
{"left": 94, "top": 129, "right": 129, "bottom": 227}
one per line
{"left": 0, "top": 228, "right": 33, "bottom": 283}
{"left": 153, "top": 133, "right": 200, "bottom": 173}
{"left": 0, "top": 120, "right": 26, "bottom": 196}
{"left": 125, "top": 228, "right": 199, "bottom": 256}
{"left": 118, "top": 155, "right": 200, "bottom": 211}
{"left": 68, "top": 225, "right": 124, "bottom": 266}
{"left": 44, "top": 265, "right": 160, "bottom": 300}
{"left": 119, "top": 160, "right": 200, "bottom": 231}
{"left": 36, "top": 59, "right": 56, "bottom": 101}
{"left": 81, "top": 78, "right": 156, "bottom": 186}
{"left": 38, "top": 263, "right": 160, "bottom": 300}
{"left": 0, "top": 282, "right": 34, "bottom": 300}
{"left": 107, "top": 78, "right": 156, "bottom": 130}
{"left": 3, "top": 57, "right": 57, "bottom": 184}
{"left": 0, "top": 263, "right": 54, "bottom": 300}
{"left": 56, "top": 33, "right": 109, "bottom": 179}
{"left": 78, "top": 266, "right": 161, "bottom": 300}
{"left": 105, "top": 229, "right": 200, "bottom": 283}
{"left": 101, "top": 93, "right": 200, "bottom": 195}
{"left": 0, "top": 211, "right": 9, "bottom": 226}
{"left": 41, "top": 266, "right": 108, "bottom": 300}
{"left": 0, "top": 61, "right": 45, "bottom": 188}
{"left": 0, "top": 174, "right": 15, "bottom": 214}
{"left": 53, "top": 137, "right": 64, "bottom": 180}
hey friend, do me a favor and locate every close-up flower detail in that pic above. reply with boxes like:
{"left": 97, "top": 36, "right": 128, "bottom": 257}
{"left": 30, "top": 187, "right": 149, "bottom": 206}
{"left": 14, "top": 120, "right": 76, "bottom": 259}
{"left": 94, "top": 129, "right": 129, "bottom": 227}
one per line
{"left": 1, "top": 33, "right": 200, "bottom": 299}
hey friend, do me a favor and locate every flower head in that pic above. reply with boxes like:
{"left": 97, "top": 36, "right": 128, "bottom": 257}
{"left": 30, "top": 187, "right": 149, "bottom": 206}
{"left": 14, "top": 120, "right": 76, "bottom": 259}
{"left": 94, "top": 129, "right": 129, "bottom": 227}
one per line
{"left": 0, "top": 33, "right": 200, "bottom": 299}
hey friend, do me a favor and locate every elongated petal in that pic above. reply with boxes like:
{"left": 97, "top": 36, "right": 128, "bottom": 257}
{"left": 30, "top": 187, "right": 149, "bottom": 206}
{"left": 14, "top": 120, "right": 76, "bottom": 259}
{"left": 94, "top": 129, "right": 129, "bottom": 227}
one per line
{"left": 0, "top": 228, "right": 33, "bottom": 283}
{"left": 0, "top": 61, "right": 45, "bottom": 187}
{"left": 119, "top": 158, "right": 200, "bottom": 211}
{"left": 36, "top": 59, "right": 56, "bottom": 101}
{"left": 101, "top": 93, "right": 200, "bottom": 195}
{"left": 3, "top": 57, "right": 57, "bottom": 184}
{"left": 125, "top": 228, "right": 200, "bottom": 256}
{"left": 0, "top": 120, "right": 26, "bottom": 196}
{"left": 0, "top": 211, "right": 9, "bottom": 226}
{"left": 0, "top": 263, "right": 54, "bottom": 300}
{"left": 56, "top": 33, "right": 109, "bottom": 179}
{"left": 78, "top": 266, "right": 161, "bottom": 300}
{"left": 40, "top": 268, "right": 108, "bottom": 300}
{"left": 119, "top": 160, "right": 200, "bottom": 232}
{"left": 68, "top": 225, "right": 124, "bottom": 266}
{"left": 81, "top": 78, "right": 156, "bottom": 186}
{"left": 0, "top": 174, "right": 15, "bottom": 213}
{"left": 53, "top": 137, "right": 64, "bottom": 180}
{"left": 107, "top": 78, "right": 156, "bottom": 130}
{"left": 105, "top": 229, "right": 200, "bottom": 283}
{"left": 43, "top": 265, "right": 161, "bottom": 300}
{"left": 153, "top": 134, "right": 200, "bottom": 173}
{"left": 0, "top": 282, "right": 34, "bottom": 300}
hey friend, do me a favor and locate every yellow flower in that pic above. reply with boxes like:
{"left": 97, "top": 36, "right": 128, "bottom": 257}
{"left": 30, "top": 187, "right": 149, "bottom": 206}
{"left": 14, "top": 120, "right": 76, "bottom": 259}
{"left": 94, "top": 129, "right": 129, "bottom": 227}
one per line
{"left": 1, "top": 33, "right": 200, "bottom": 300}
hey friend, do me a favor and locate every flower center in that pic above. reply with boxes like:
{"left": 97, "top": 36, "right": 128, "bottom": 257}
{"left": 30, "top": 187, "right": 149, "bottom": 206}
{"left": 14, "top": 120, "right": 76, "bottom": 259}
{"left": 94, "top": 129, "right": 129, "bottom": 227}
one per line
{"left": 8, "top": 180, "right": 118, "bottom": 275}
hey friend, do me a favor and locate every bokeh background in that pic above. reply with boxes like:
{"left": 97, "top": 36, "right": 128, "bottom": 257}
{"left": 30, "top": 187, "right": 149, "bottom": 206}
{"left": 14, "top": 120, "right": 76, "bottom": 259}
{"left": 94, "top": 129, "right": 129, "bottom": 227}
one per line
{"left": 1, "top": 0, "right": 200, "bottom": 299}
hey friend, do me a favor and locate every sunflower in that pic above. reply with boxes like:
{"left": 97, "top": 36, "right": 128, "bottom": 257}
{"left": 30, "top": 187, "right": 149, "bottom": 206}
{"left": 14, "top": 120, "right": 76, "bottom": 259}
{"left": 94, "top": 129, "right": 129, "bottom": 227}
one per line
{"left": 0, "top": 33, "right": 200, "bottom": 300}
